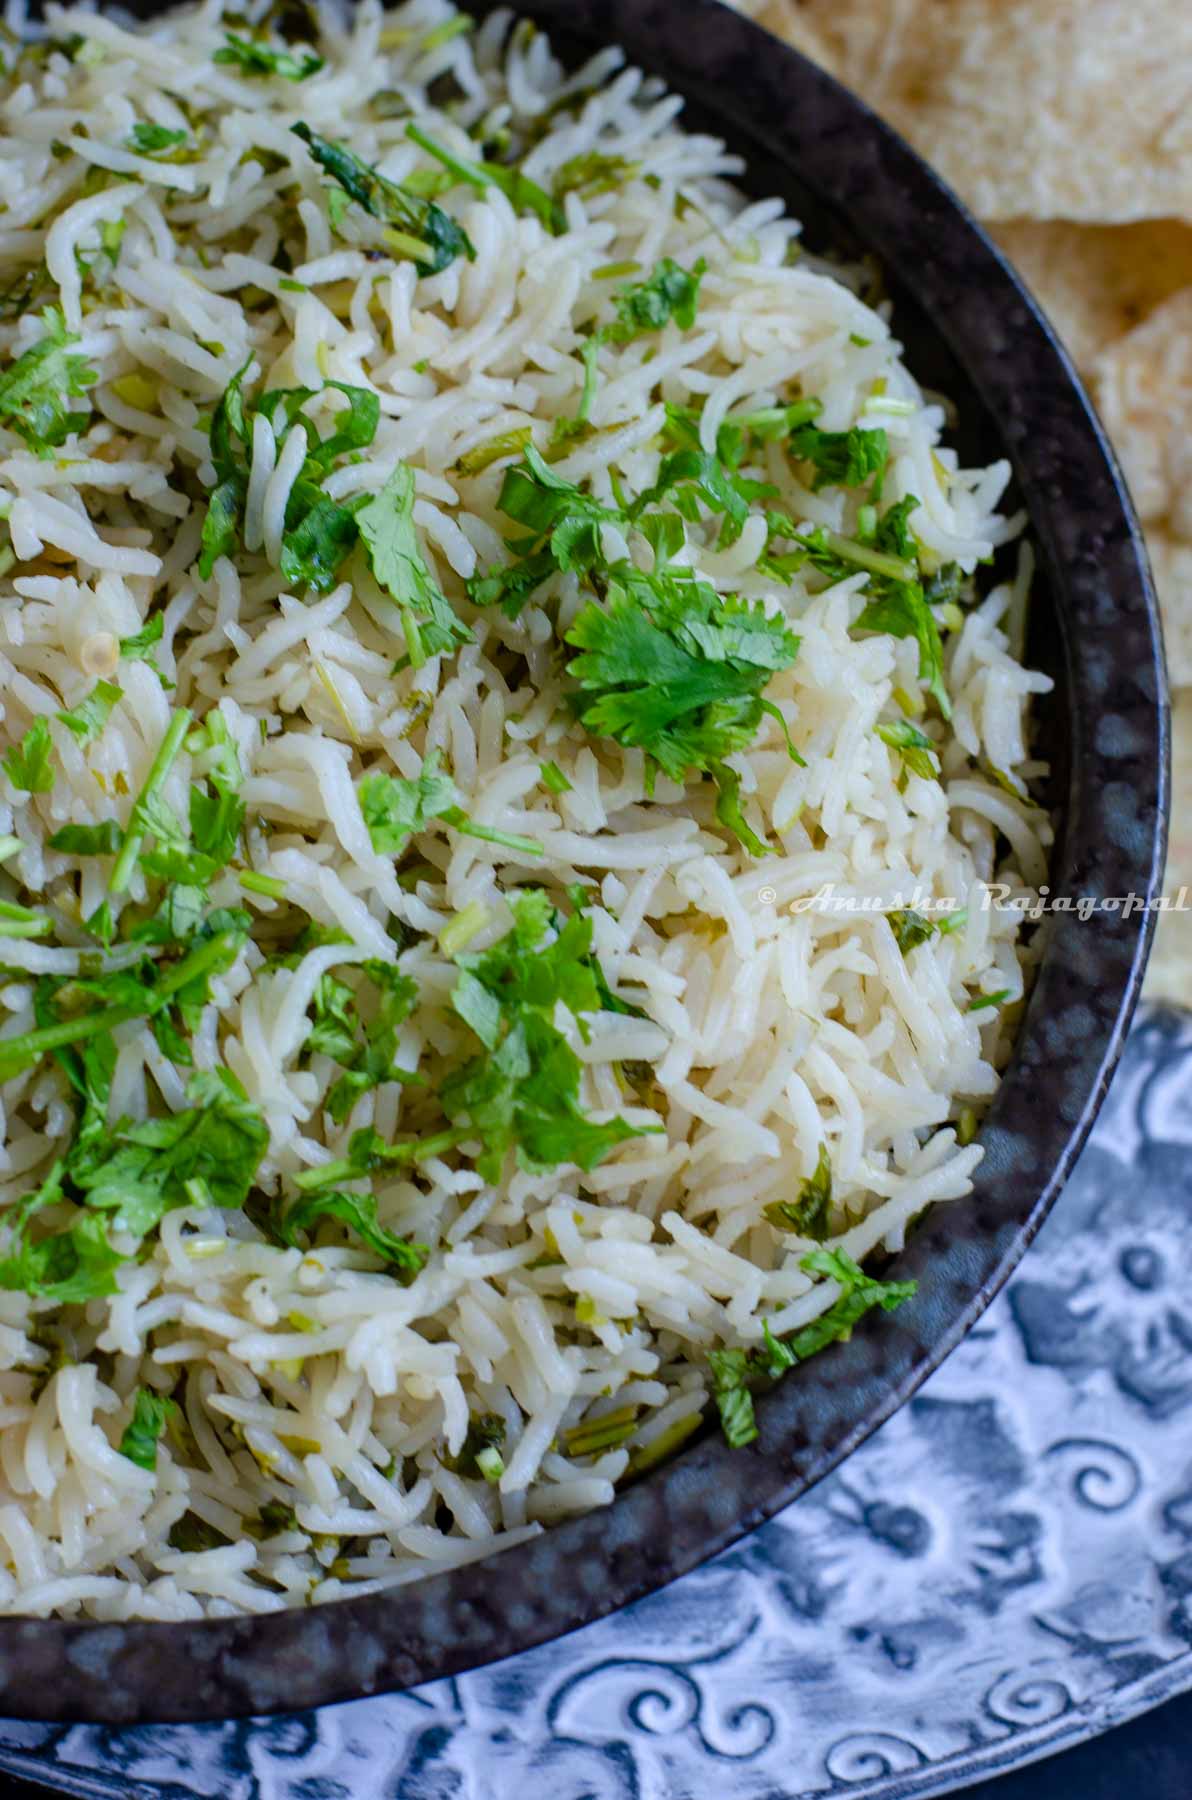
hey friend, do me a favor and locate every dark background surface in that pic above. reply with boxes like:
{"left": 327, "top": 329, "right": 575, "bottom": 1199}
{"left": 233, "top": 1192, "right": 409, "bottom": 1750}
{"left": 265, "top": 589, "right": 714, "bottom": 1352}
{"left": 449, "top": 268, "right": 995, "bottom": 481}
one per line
{"left": 0, "top": 1690, "right": 1187, "bottom": 1800}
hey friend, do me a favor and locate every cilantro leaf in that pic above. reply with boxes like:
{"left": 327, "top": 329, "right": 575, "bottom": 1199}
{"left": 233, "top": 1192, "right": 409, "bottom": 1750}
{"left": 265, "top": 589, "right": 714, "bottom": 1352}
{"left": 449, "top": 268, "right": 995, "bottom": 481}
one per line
{"left": 606, "top": 257, "right": 705, "bottom": 341}
{"left": 550, "top": 260, "right": 705, "bottom": 441}
{"left": 74, "top": 1068, "right": 269, "bottom": 1236}
{"left": 125, "top": 122, "right": 188, "bottom": 156}
{"left": 887, "top": 908, "right": 937, "bottom": 954}
{"left": 0, "top": 1194, "right": 127, "bottom": 1305}
{"left": 855, "top": 578, "right": 950, "bottom": 717}
{"left": 788, "top": 421, "right": 889, "bottom": 493}
{"left": 118, "top": 1388, "right": 177, "bottom": 1470}
{"left": 359, "top": 755, "right": 460, "bottom": 855}
{"left": 279, "top": 1187, "right": 428, "bottom": 1280}
{"left": 306, "top": 971, "right": 358, "bottom": 1066}
{"left": 442, "top": 890, "right": 650, "bottom": 1181}
{"left": 214, "top": 32, "right": 323, "bottom": 80}
{"left": 709, "top": 1249, "right": 918, "bottom": 1448}
{"left": 872, "top": 493, "right": 920, "bottom": 560}
{"left": 0, "top": 307, "right": 97, "bottom": 454}
{"left": 48, "top": 818, "right": 122, "bottom": 856}
{"left": 466, "top": 447, "right": 623, "bottom": 617}
{"left": 359, "top": 750, "right": 540, "bottom": 862}
{"left": 200, "top": 369, "right": 384, "bottom": 591}
{"left": 635, "top": 446, "right": 776, "bottom": 549}
{"left": 291, "top": 124, "right": 474, "bottom": 276}
{"left": 762, "top": 1141, "right": 833, "bottom": 1240}
{"left": 876, "top": 717, "right": 938, "bottom": 782}
{"left": 3, "top": 717, "right": 55, "bottom": 792}
{"left": 306, "top": 959, "right": 422, "bottom": 1124}
{"left": 56, "top": 680, "right": 122, "bottom": 745}
{"left": 356, "top": 462, "right": 472, "bottom": 665}
{"left": 565, "top": 567, "right": 800, "bottom": 847}
{"left": 118, "top": 616, "right": 164, "bottom": 660}
{"left": 758, "top": 1249, "right": 918, "bottom": 1375}
{"left": 708, "top": 1347, "right": 757, "bottom": 1448}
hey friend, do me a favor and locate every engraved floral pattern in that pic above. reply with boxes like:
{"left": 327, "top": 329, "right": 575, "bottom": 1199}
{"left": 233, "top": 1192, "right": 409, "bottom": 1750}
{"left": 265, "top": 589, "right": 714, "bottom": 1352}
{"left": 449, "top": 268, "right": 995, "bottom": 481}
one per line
{"left": 4, "top": 1006, "right": 1191, "bottom": 1800}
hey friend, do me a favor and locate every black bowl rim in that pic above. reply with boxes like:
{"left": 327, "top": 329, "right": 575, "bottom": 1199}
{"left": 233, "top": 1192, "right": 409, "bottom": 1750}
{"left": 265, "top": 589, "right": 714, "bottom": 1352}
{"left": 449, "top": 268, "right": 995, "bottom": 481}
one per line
{"left": 0, "top": 0, "right": 1169, "bottom": 1723}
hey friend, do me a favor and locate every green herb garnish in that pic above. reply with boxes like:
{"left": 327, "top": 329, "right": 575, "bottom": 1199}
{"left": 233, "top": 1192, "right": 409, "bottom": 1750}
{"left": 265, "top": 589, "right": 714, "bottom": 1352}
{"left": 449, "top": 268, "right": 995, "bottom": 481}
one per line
{"left": 0, "top": 307, "right": 97, "bottom": 455}
{"left": 291, "top": 123, "right": 473, "bottom": 275}
{"left": 215, "top": 32, "right": 323, "bottom": 80}
{"left": 118, "top": 1389, "right": 177, "bottom": 1470}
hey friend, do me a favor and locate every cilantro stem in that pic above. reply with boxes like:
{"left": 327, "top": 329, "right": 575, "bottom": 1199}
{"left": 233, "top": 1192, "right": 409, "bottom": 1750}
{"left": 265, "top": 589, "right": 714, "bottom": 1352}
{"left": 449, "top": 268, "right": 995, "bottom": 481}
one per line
{"left": 625, "top": 1411, "right": 702, "bottom": 1475}
{"left": 0, "top": 915, "right": 50, "bottom": 939}
{"left": 819, "top": 532, "right": 915, "bottom": 583}
{"left": 456, "top": 820, "right": 543, "bottom": 858}
{"left": 382, "top": 227, "right": 436, "bottom": 265}
{"left": 108, "top": 707, "right": 192, "bottom": 895}
{"left": 0, "top": 928, "right": 240, "bottom": 1077}
{"left": 292, "top": 1126, "right": 465, "bottom": 1190}
{"left": 405, "top": 123, "right": 488, "bottom": 196}
{"left": 239, "top": 870, "right": 287, "bottom": 898}
{"left": 563, "top": 1403, "right": 639, "bottom": 1457}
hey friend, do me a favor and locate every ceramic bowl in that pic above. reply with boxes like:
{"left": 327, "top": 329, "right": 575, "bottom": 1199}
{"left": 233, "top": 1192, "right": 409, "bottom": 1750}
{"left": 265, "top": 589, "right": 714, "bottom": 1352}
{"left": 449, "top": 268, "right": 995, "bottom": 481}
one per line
{"left": 0, "top": 0, "right": 1168, "bottom": 1721}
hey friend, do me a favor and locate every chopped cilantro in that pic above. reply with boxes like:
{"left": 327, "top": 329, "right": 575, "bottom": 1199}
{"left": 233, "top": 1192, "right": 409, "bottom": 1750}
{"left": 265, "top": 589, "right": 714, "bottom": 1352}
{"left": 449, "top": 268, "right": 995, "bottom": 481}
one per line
{"left": 443, "top": 1413, "right": 505, "bottom": 1477}
{"left": 48, "top": 819, "right": 122, "bottom": 856}
{"left": 565, "top": 565, "right": 801, "bottom": 853}
{"left": 759, "top": 1249, "right": 918, "bottom": 1373}
{"left": 968, "top": 988, "right": 1012, "bottom": 1012}
{"left": 856, "top": 581, "right": 950, "bottom": 718}
{"left": 107, "top": 707, "right": 191, "bottom": 895}
{"left": 56, "top": 679, "right": 122, "bottom": 745}
{"left": 605, "top": 257, "right": 705, "bottom": 342}
{"left": 118, "top": 1389, "right": 177, "bottom": 1470}
{"left": 710, "top": 1249, "right": 918, "bottom": 1447}
{"left": 304, "top": 959, "right": 422, "bottom": 1123}
{"left": 215, "top": 32, "right": 323, "bottom": 80}
{"left": 0, "top": 1177, "right": 128, "bottom": 1304}
{"left": 356, "top": 462, "right": 472, "bottom": 666}
{"left": 3, "top": 717, "right": 55, "bottom": 793}
{"left": 442, "top": 889, "right": 652, "bottom": 1181}
{"left": 454, "top": 426, "right": 534, "bottom": 476}
{"left": 279, "top": 1186, "right": 428, "bottom": 1279}
{"left": 0, "top": 306, "right": 97, "bottom": 455}
{"left": 539, "top": 760, "right": 571, "bottom": 794}
{"left": 0, "top": 923, "right": 247, "bottom": 1080}
{"left": 291, "top": 123, "right": 474, "bottom": 276}
{"left": 762, "top": 1142, "right": 833, "bottom": 1240}
{"left": 887, "top": 908, "right": 937, "bottom": 955}
{"left": 0, "top": 899, "right": 50, "bottom": 941}
{"left": 563, "top": 1403, "right": 639, "bottom": 1457}
{"left": 72, "top": 1068, "right": 268, "bottom": 1236}
{"left": 876, "top": 717, "right": 939, "bottom": 782}
{"left": 360, "top": 750, "right": 542, "bottom": 862}
{"left": 125, "top": 122, "right": 187, "bottom": 156}
{"left": 788, "top": 421, "right": 889, "bottom": 494}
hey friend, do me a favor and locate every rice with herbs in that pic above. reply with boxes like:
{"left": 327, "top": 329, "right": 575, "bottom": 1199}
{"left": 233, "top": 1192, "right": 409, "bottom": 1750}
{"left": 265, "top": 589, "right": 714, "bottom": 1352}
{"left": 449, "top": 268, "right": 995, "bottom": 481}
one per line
{"left": 0, "top": 0, "right": 1051, "bottom": 1620}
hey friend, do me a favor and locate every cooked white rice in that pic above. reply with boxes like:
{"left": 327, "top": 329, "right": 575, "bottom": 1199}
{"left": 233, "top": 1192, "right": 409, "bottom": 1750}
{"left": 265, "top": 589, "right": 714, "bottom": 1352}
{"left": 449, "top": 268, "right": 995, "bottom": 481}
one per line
{"left": 0, "top": 0, "right": 1052, "bottom": 1620}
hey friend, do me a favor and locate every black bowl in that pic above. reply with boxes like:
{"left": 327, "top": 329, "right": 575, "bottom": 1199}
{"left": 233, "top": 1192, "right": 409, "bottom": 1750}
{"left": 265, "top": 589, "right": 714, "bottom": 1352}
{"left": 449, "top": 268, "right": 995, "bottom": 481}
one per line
{"left": 0, "top": 0, "right": 1168, "bottom": 1722}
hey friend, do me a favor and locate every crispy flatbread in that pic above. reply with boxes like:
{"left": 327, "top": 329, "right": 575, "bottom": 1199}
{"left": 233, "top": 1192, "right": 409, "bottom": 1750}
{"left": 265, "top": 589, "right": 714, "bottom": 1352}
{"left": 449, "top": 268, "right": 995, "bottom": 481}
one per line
{"left": 990, "top": 221, "right": 1192, "bottom": 368}
{"left": 769, "top": 0, "right": 1192, "bottom": 222}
